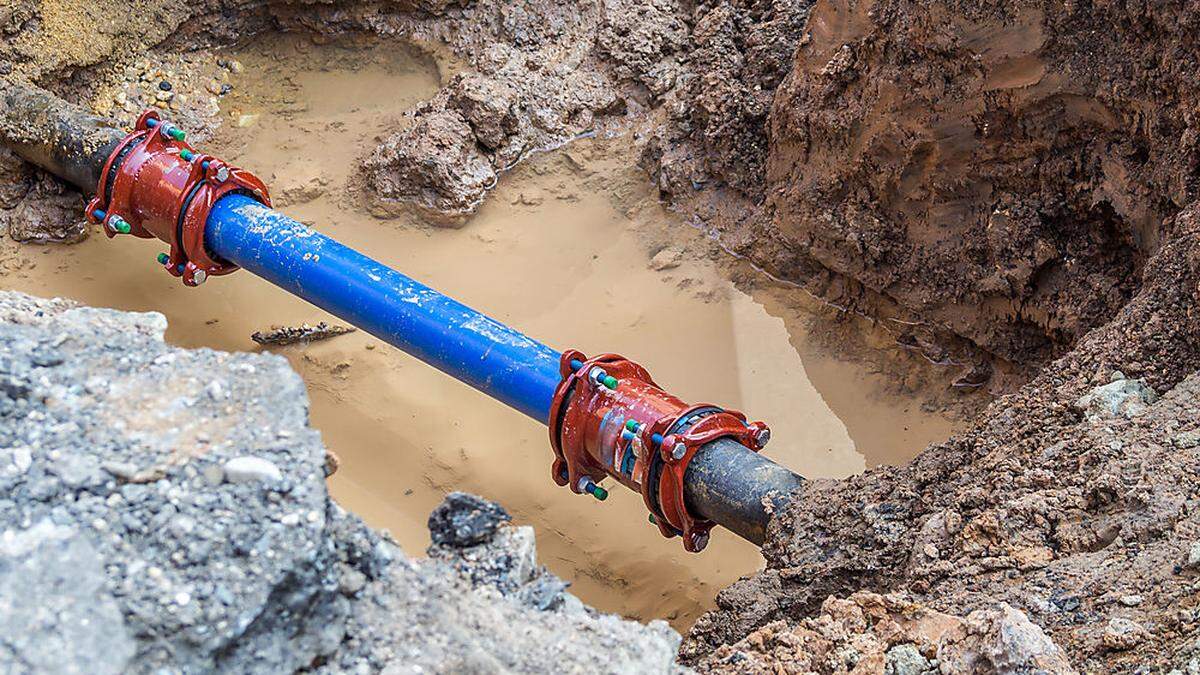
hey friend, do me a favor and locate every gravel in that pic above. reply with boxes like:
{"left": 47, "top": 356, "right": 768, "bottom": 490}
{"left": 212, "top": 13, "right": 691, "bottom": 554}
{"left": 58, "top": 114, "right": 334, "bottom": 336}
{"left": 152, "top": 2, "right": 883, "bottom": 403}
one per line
{"left": 0, "top": 291, "right": 683, "bottom": 673}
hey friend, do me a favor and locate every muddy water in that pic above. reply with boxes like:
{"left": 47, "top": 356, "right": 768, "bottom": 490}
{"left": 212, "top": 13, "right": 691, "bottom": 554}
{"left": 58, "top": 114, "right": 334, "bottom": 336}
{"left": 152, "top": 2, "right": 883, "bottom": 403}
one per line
{"left": 0, "top": 35, "right": 961, "bottom": 626}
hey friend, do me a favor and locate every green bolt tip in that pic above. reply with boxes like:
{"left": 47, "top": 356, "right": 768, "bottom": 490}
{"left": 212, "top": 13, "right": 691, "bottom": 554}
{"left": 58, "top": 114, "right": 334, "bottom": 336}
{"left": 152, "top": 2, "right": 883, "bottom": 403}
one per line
{"left": 592, "top": 486, "right": 608, "bottom": 501}
{"left": 112, "top": 218, "right": 131, "bottom": 234}
{"left": 156, "top": 253, "right": 169, "bottom": 265}
{"left": 648, "top": 514, "right": 656, "bottom": 524}
{"left": 603, "top": 375, "right": 618, "bottom": 390}
{"left": 169, "top": 128, "right": 186, "bottom": 141}
{"left": 180, "top": 149, "right": 194, "bottom": 161}
{"left": 625, "top": 419, "right": 639, "bottom": 432}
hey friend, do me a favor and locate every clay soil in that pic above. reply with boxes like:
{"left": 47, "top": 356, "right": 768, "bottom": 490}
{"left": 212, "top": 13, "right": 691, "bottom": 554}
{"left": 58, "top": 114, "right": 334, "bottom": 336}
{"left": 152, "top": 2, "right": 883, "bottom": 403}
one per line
{"left": 2, "top": 0, "right": 1200, "bottom": 672}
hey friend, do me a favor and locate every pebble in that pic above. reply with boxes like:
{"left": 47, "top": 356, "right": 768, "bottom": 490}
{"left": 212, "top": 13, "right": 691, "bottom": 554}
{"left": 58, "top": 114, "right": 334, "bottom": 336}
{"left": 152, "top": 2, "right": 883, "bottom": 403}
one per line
{"left": 1119, "top": 594, "right": 1143, "bottom": 606}
{"left": 280, "top": 513, "right": 300, "bottom": 526}
{"left": 159, "top": 81, "right": 172, "bottom": 91}
{"left": 223, "top": 456, "right": 282, "bottom": 484}
{"left": 1103, "top": 617, "right": 1147, "bottom": 650}
{"left": 11, "top": 447, "right": 32, "bottom": 473}
{"left": 1187, "top": 541, "right": 1200, "bottom": 570}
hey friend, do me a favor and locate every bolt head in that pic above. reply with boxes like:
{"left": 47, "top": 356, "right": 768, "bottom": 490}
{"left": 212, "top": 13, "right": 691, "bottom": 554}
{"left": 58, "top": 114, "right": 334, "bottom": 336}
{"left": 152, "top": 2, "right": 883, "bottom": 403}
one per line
{"left": 691, "top": 532, "right": 710, "bottom": 552}
{"left": 755, "top": 428, "right": 771, "bottom": 448}
{"left": 214, "top": 167, "right": 230, "bottom": 183}
{"left": 192, "top": 269, "right": 208, "bottom": 285}
{"left": 671, "top": 443, "right": 686, "bottom": 460}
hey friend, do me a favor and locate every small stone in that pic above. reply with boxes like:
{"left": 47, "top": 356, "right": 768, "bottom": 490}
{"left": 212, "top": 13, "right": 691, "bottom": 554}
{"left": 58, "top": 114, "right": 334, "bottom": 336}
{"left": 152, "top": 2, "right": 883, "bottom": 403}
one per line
{"left": 280, "top": 513, "right": 300, "bottom": 526}
{"left": 885, "top": 643, "right": 932, "bottom": 675}
{"left": 227, "top": 60, "right": 245, "bottom": 74}
{"left": 237, "top": 113, "right": 260, "bottom": 128}
{"left": 649, "top": 247, "right": 683, "bottom": 271}
{"left": 1172, "top": 431, "right": 1200, "bottom": 449}
{"left": 11, "top": 447, "right": 32, "bottom": 473}
{"left": 222, "top": 456, "right": 282, "bottom": 484}
{"left": 201, "top": 464, "right": 224, "bottom": 486}
{"left": 1103, "top": 617, "right": 1148, "bottom": 651}
{"left": 1186, "top": 541, "right": 1200, "bottom": 570}
{"left": 428, "top": 492, "right": 510, "bottom": 548}
{"left": 158, "top": 80, "right": 172, "bottom": 92}
{"left": 922, "top": 543, "right": 939, "bottom": 559}
{"left": 174, "top": 591, "right": 191, "bottom": 606}
{"left": 206, "top": 79, "right": 224, "bottom": 95}
{"left": 1119, "top": 594, "right": 1143, "bottom": 607}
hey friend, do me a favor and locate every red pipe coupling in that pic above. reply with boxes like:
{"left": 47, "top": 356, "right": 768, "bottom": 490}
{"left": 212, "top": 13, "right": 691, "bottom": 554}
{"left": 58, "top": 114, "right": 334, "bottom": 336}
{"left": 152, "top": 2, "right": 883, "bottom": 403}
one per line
{"left": 84, "top": 110, "right": 270, "bottom": 286}
{"left": 548, "top": 350, "right": 769, "bottom": 552}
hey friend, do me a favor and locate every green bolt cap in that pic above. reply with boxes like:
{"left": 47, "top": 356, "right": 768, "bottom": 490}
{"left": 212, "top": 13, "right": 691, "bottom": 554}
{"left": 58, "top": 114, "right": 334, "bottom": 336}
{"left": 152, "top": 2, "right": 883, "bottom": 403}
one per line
{"left": 603, "top": 375, "right": 618, "bottom": 390}
{"left": 156, "top": 252, "right": 169, "bottom": 265}
{"left": 648, "top": 514, "right": 656, "bottom": 524}
{"left": 180, "top": 149, "right": 195, "bottom": 161}
{"left": 625, "top": 419, "right": 639, "bottom": 432}
{"left": 168, "top": 127, "right": 186, "bottom": 141}
{"left": 591, "top": 486, "right": 608, "bottom": 501}
{"left": 111, "top": 217, "right": 131, "bottom": 234}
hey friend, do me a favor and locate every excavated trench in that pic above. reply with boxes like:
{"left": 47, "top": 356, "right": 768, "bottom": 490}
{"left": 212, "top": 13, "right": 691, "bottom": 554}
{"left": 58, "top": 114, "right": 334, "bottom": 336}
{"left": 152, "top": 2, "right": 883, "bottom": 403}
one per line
{"left": 0, "top": 32, "right": 974, "bottom": 626}
{"left": 6, "top": 0, "right": 1197, "bottom": 670}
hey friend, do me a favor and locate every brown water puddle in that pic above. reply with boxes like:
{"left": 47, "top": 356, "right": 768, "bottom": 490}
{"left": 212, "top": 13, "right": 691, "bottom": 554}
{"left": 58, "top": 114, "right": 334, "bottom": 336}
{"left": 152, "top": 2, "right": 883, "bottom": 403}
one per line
{"left": 0, "top": 35, "right": 962, "bottom": 627}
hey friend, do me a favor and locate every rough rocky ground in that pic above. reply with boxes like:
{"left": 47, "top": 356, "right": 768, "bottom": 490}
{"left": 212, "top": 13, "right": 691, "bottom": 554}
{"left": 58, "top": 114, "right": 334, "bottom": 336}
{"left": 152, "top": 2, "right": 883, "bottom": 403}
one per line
{"left": 0, "top": 291, "right": 681, "bottom": 673}
{"left": 687, "top": 207, "right": 1200, "bottom": 671}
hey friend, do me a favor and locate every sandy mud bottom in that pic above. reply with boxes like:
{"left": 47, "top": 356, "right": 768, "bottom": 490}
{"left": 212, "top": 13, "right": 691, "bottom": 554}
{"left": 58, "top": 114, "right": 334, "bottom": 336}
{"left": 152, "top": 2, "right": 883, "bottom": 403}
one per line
{"left": 0, "top": 35, "right": 964, "bottom": 626}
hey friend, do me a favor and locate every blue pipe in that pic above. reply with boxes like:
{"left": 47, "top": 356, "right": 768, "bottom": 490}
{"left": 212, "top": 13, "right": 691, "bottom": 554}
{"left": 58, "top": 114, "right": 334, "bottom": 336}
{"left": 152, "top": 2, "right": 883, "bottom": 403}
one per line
{"left": 206, "top": 194, "right": 563, "bottom": 422}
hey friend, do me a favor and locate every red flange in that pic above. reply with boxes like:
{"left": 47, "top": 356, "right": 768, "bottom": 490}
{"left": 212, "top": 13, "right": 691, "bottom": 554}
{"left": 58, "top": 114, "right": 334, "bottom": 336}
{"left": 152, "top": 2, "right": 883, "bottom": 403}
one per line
{"left": 548, "top": 350, "right": 769, "bottom": 552}
{"left": 84, "top": 110, "right": 270, "bottom": 286}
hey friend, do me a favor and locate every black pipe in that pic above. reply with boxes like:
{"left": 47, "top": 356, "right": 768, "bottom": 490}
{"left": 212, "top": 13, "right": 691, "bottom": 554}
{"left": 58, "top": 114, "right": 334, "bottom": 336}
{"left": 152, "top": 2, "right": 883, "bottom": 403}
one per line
{"left": 0, "top": 81, "right": 806, "bottom": 547}
{"left": 0, "top": 81, "right": 126, "bottom": 191}
{"left": 685, "top": 437, "right": 804, "bottom": 545}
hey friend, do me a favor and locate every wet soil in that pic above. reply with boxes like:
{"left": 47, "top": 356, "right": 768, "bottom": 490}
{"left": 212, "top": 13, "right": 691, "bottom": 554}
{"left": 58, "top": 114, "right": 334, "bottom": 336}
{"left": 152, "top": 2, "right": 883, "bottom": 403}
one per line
{"left": 0, "top": 34, "right": 966, "bottom": 627}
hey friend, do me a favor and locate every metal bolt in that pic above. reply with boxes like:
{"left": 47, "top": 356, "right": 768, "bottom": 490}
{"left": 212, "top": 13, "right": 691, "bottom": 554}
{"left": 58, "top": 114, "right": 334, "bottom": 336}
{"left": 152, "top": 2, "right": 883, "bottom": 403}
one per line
{"left": 755, "top": 428, "right": 771, "bottom": 448}
{"left": 691, "top": 532, "right": 710, "bottom": 552}
{"left": 192, "top": 269, "right": 208, "bottom": 285}
{"left": 214, "top": 166, "right": 230, "bottom": 183}
{"left": 109, "top": 216, "right": 131, "bottom": 234}
{"left": 602, "top": 375, "right": 619, "bottom": 390}
{"left": 180, "top": 149, "right": 195, "bottom": 162}
{"left": 671, "top": 443, "right": 686, "bottom": 460}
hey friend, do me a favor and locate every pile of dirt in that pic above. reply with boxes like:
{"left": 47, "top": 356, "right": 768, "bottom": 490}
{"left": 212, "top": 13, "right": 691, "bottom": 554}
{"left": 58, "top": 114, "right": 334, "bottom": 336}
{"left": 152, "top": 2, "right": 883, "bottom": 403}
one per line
{"left": 685, "top": 207, "right": 1200, "bottom": 670}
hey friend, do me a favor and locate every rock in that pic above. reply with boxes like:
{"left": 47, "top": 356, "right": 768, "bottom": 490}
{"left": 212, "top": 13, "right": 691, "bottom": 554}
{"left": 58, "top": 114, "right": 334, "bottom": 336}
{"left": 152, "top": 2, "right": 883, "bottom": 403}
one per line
{"left": 1187, "top": 542, "right": 1200, "bottom": 570}
{"left": 1103, "top": 617, "right": 1149, "bottom": 651}
{"left": 0, "top": 521, "right": 135, "bottom": 673}
{"left": 885, "top": 644, "right": 933, "bottom": 675}
{"left": 1119, "top": 594, "right": 1144, "bottom": 607}
{"left": 939, "top": 604, "right": 1074, "bottom": 672}
{"left": 427, "top": 492, "right": 511, "bottom": 548}
{"left": 222, "top": 456, "right": 283, "bottom": 483}
{"left": 1173, "top": 431, "right": 1200, "bottom": 449}
{"left": 1073, "top": 377, "right": 1158, "bottom": 420}
{"left": 649, "top": 246, "right": 684, "bottom": 271}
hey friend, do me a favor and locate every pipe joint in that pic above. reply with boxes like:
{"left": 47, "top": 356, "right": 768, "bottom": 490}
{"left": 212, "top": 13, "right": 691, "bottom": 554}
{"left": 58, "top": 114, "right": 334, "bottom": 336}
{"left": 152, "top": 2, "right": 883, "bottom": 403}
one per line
{"left": 84, "top": 109, "right": 271, "bottom": 287}
{"left": 548, "top": 350, "right": 770, "bottom": 552}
